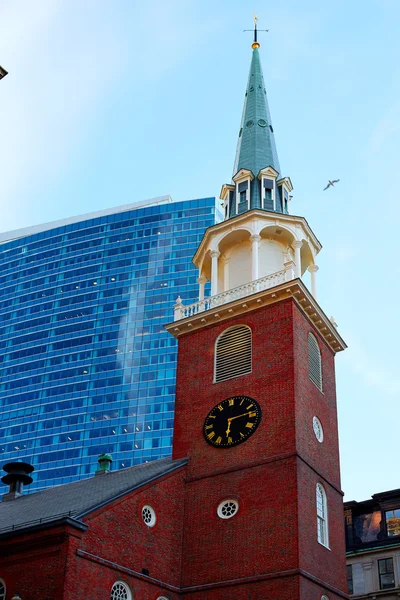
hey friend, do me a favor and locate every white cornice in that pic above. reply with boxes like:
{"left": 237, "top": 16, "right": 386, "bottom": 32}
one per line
{"left": 193, "top": 208, "right": 322, "bottom": 266}
{"left": 165, "top": 279, "right": 346, "bottom": 354}
{"left": 258, "top": 166, "right": 279, "bottom": 180}
{"left": 220, "top": 184, "right": 235, "bottom": 201}
{"left": 232, "top": 168, "right": 254, "bottom": 183}
{"left": 277, "top": 177, "right": 294, "bottom": 192}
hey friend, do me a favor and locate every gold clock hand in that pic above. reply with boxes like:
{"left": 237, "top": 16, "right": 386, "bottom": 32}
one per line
{"left": 228, "top": 411, "right": 254, "bottom": 422}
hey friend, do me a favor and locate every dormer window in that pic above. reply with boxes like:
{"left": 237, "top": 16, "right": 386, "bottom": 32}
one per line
{"left": 228, "top": 190, "right": 235, "bottom": 218}
{"left": 283, "top": 189, "right": 289, "bottom": 214}
{"left": 263, "top": 178, "right": 274, "bottom": 210}
{"left": 237, "top": 181, "right": 249, "bottom": 213}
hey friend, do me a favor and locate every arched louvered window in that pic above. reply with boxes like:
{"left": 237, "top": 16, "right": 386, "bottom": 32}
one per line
{"left": 214, "top": 325, "right": 252, "bottom": 383}
{"left": 0, "top": 579, "right": 5, "bottom": 600}
{"left": 316, "top": 483, "right": 329, "bottom": 548}
{"left": 308, "top": 332, "right": 322, "bottom": 391}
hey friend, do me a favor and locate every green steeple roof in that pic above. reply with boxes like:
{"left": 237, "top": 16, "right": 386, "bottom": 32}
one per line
{"left": 233, "top": 47, "right": 281, "bottom": 208}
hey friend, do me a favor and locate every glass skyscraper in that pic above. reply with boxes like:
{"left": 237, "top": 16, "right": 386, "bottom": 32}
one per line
{"left": 0, "top": 195, "right": 221, "bottom": 492}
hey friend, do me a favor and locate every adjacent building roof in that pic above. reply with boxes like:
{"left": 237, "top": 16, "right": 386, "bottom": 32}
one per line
{"left": 0, "top": 457, "right": 187, "bottom": 536}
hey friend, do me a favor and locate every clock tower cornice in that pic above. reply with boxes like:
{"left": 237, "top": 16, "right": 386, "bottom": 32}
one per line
{"left": 165, "top": 278, "right": 346, "bottom": 354}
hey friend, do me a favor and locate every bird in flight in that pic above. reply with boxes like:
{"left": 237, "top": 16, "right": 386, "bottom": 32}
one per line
{"left": 323, "top": 179, "right": 340, "bottom": 191}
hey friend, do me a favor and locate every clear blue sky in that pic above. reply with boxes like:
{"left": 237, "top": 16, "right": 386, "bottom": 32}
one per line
{"left": 1, "top": 0, "right": 399, "bottom": 501}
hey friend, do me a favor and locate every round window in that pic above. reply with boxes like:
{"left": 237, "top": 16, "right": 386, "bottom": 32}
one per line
{"left": 246, "top": 120, "right": 254, "bottom": 128}
{"left": 313, "top": 416, "right": 324, "bottom": 443}
{"left": 156, "top": 597, "right": 170, "bottom": 600}
{"left": 142, "top": 504, "right": 156, "bottom": 527}
{"left": 258, "top": 119, "right": 267, "bottom": 127}
{"left": 217, "top": 499, "right": 239, "bottom": 519}
{"left": 110, "top": 581, "right": 131, "bottom": 600}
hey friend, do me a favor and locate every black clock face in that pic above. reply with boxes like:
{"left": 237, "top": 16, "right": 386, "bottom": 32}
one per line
{"left": 203, "top": 396, "right": 262, "bottom": 448}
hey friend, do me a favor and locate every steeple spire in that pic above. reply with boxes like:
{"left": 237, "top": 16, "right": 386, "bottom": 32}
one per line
{"left": 221, "top": 19, "right": 292, "bottom": 220}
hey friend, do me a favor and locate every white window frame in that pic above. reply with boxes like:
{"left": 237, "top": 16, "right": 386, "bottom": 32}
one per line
{"left": 261, "top": 179, "right": 276, "bottom": 210}
{"left": 142, "top": 504, "right": 156, "bottom": 527}
{"left": 110, "top": 580, "right": 132, "bottom": 600}
{"left": 316, "top": 483, "right": 329, "bottom": 549}
{"left": 236, "top": 177, "right": 251, "bottom": 213}
{"left": 217, "top": 499, "right": 239, "bottom": 519}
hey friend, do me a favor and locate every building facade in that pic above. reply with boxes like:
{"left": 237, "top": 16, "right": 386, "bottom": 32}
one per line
{"left": 345, "top": 489, "right": 400, "bottom": 598}
{"left": 0, "top": 196, "right": 220, "bottom": 492}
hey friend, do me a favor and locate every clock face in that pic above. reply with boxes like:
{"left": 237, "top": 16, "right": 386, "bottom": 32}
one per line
{"left": 203, "top": 396, "right": 262, "bottom": 448}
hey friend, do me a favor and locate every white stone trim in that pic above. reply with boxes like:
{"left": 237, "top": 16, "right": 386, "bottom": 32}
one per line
{"left": 142, "top": 505, "right": 156, "bottom": 527}
{"left": 316, "top": 483, "right": 330, "bottom": 549}
{"left": 193, "top": 208, "right": 321, "bottom": 271}
{"left": 110, "top": 581, "right": 132, "bottom": 600}
{"left": 217, "top": 499, "right": 239, "bottom": 519}
{"left": 313, "top": 416, "right": 324, "bottom": 443}
{"left": 166, "top": 278, "right": 347, "bottom": 354}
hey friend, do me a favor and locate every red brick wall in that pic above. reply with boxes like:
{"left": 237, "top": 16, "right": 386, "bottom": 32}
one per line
{"left": 293, "top": 304, "right": 341, "bottom": 487}
{"left": 180, "top": 456, "right": 299, "bottom": 587}
{"left": 173, "top": 299, "right": 297, "bottom": 478}
{"left": 297, "top": 457, "right": 348, "bottom": 593}
{"left": 0, "top": 524, "right": 78, "bottom": 599}
{"left": 173, "top": 297, "right": 348, "bottom": 597}
{"left": 75, "top": 469, "right": 186, "bottom": 591}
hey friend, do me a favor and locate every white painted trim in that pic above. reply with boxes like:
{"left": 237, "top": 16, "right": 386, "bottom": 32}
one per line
{"left": 166, "top": 278, "right": 347, "bottom": 354}
{"left": 316, "top": 482, "right": 330, "bottom": 550}
{"left": 236, "top": 177, "right": 251, "bottom": 213}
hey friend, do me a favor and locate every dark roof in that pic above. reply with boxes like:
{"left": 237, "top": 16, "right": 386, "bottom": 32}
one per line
{"left": 0, "top": 457, "right": 187, "bottom": 535}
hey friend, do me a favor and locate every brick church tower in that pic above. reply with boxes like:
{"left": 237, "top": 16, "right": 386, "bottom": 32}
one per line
{"left": 166, "top": 18, "right": 349, "bottom": 600}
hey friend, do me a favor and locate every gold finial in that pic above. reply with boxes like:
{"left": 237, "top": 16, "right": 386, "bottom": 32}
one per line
{"left": 244, "top": 14, "right": 267, "bottom": 49}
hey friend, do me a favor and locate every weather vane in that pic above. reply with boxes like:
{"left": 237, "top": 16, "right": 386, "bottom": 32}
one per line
{"left": 243, "top": 14, "right": 269, "bottom": 49}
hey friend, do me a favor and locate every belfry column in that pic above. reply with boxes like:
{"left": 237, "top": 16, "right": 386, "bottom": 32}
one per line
{"left": 308, "top": 264, "right": 319, "bottom": 299}
{"left": 198, "top": 275, "right": 206, "bottom": 301}
{"left": 293, "top": 241, "right": 303, "bottom": 278}
{"left": 210, "top": 250, "right": 220, "bottom": 296}
{"left": 250, "top": 234, "right": 261, "bottom": 281}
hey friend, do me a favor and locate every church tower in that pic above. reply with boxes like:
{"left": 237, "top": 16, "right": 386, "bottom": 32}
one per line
{"left": 166, "top": 19, "right": 348, "bottom": 600}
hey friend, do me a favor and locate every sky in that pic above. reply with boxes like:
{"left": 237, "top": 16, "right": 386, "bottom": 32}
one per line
{"left": 0, "top": 0, "right": 399, "bottom": 502}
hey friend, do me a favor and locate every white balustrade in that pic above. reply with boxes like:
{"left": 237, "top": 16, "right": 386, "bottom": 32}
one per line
{"left": 174, "top": 269, "right": 287, "bottom": 321}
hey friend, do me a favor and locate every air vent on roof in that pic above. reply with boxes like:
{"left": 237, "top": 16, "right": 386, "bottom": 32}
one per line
{"left": 214, "top": 325, "right": 252, "bottom": 383}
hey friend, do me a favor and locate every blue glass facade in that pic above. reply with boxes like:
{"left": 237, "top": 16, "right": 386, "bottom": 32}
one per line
{"left": 0, "top": 197, "right": 220, "bottom": 492}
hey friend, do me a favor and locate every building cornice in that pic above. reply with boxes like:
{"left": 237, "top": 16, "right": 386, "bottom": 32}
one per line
{"left": 193, "top": 208, "right": 322, "bottom": 267}
{"left": 165, "top": 279, "right": 346, "bottom": 354}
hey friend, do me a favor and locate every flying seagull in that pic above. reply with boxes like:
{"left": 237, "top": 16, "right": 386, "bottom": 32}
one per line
{"left": 323, "top": 179, "right": 340, "bottom": 191}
